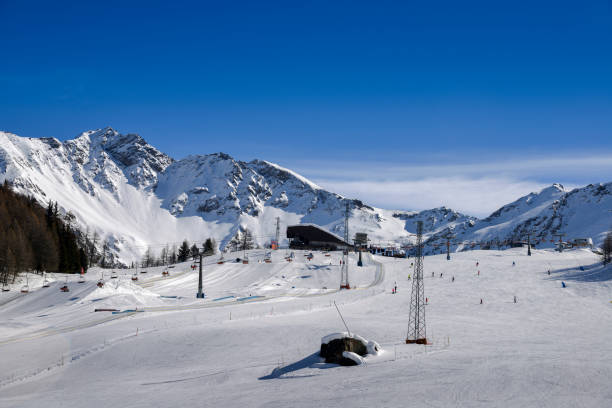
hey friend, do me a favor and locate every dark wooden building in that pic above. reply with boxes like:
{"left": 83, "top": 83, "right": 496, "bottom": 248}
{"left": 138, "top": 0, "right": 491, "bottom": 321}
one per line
{"left": 286, "top": 224, "right": 352, "bottom": 250}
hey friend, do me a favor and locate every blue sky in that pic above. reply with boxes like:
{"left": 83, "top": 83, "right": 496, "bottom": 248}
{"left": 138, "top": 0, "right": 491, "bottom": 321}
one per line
{"left": 1, "top": 0, "right": 611, "bottom": 216}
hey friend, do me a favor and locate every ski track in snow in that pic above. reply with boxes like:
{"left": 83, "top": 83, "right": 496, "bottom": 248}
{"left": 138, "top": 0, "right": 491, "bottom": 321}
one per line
{"left": 0, "top": 248, "right": 611, "bottom": 407}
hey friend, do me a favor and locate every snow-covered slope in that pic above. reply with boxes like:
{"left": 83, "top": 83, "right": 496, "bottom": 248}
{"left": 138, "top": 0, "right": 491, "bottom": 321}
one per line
{"left": 1, "top": 248, "right": 611, "bottom": 407}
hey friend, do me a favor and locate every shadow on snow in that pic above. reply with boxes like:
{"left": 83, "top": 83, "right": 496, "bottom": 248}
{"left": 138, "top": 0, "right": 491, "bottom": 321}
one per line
{"left": 259, "top": 352, "right": 336, "bottom": 380}
{"left": 549, "top": 262, "right": 612, "bottom": 282}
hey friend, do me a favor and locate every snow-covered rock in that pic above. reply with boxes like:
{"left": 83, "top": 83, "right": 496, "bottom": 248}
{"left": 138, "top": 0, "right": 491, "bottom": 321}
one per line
{"left": 320, "top": 332, "right": 380, "bottom": 366}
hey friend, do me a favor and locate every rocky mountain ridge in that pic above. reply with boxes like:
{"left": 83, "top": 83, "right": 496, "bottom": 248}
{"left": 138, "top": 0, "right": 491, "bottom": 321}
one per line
{"left": 1, "top": 127, "right": 610, "bottom": 263}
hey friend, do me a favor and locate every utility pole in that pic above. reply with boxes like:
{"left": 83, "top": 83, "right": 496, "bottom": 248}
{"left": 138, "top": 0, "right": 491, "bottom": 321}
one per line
{"left": 340, "top": 201, "right": 350, "bottom": 289}
{"left": 554, "top": 233, "right": 566, "bottom": 253}
{"left": 273, "top": 217, "right": 280, "bottom": 250}
{"left": 406, "top": 221, "right": 427, "bottom": 344}
{"left": 525, "top": 231, "right": 534, "bottom": 256}
{"left": 443, "top": 232, "right": 455, "bottom": 261}
{"left": 196, "top": 250, "right": 205, "bottom": 298}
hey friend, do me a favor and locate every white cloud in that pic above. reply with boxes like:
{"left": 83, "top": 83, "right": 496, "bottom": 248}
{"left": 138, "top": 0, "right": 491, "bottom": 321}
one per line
{"left": 287, "top": 153, "right": 611, "bottom": 217}
{"left": 317, "top": 177, "right": 549, "bottom": 217}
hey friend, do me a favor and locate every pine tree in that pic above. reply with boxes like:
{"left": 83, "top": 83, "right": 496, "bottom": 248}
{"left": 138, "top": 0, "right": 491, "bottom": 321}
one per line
{"left": 204, "top": 238, "right": 216, "bottom": 255}
{"left": 170, "top": 244, "right": 177, "bottom": 264}
{"left": 160, "top": 245, "right": 169, "bottom": 265}
{"left": 143, "top": 247, "right": 154, "bottom": 268}
{"left": 241, "top": 229, "right": 254, "bottom": 251}
{"left": 178, "top": 240, "right": 190, "bottom": 262}
{"left": 190, "top": 244, "right": 199, "bottom": 259}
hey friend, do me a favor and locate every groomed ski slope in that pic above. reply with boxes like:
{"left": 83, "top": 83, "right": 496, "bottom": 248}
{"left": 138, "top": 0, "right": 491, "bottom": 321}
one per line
{"left": 0, "top": 248, "right": 611, "bottom": 407}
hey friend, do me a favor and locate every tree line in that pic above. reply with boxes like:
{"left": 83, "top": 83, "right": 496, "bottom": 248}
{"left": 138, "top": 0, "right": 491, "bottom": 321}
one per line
{"left": 139, "top": 238, "right": 217, "bottom": 268}
{"left": 226, "top": 227, "right": 255, "bottom": 252}
{"left": 0, "top": 181, "right": 88, "bottom": 284}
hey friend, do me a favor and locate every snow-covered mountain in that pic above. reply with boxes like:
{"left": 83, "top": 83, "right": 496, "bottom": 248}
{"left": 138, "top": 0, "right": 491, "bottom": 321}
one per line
{"left": 424, "top": 182, "right": 612, "bottom": 253}
{"left": 1, "top": 127, "right": 610, "bottom": 264}
{"left": 0, "top": 128, "right": 417, "bottom": 263}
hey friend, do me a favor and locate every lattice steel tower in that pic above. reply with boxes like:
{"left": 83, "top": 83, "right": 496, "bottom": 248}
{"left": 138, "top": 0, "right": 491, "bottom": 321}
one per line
{"left": 406, "top": 221, "right": 427, "bottom": 344}
{"left": 340, "top": 201, "right": 350, "bottom": 289}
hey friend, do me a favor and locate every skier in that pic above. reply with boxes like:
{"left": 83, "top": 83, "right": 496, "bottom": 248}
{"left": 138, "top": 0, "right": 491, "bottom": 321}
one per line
{"left": 440, "top": 273, "right": 443, "bottom": 278}
{"left": 407, "top": 274, "right": 411, "bottom": 280}
{"left": 513, "top": 295, "right": 517, "bottom": 303}
{"left": 512, "top": 261, "right": 516, "bottom": 266}
{"left": 394, "top": 282, "right": 397, "bottom": 294}
{"left": 452, "top": 276, "right": 455, "bottom": 282}
{"left": 476, "top": 261, "right": 479, "bottom": 267}
{"left": 562, "top": 281, "right": 566, "bottom": 288}
{"left": 547, "top": 269, "right": 550, "bottom": 275}
{"left": 426, "top": 297, "right": 428, "bottom": 304}
{"left": 480, "top": 298, "right": 483, "bottom": 304}
{"left": 477, "top": 270, "right": 480, "bottom": 276}
{"left": 431, "top": 272, "right": 435, "bottom": 277}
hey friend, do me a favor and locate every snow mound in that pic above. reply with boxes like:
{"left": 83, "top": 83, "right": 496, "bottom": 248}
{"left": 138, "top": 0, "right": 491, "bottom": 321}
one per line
{"left": 80, "top": 279, "right": 163, "bottom": 308}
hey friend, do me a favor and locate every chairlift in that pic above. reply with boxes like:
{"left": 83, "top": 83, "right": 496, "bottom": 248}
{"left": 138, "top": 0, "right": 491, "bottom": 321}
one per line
{"left": 60, "top": 277, "right": 69, "bottom": 292}
{"left": 140, "top": 268, "right": 147, "bottom": 274}
{"left": 42, "top": 272, "right": 50, "bottom": 288}
{"left": 162, "top": 269, "right": 169, "bottom": 277}
{"left": 21, "top": 276, "right": 30, "bottom": 293}
{"left": 242, "top": 254, "right": 249, "bottom": 264}
{"left": 110, "top": 270, "right": 118, "bottom": 279}
{"left": 97, "top": 272, "right": 105, "bottom": 288}
{"left": 131, "top": 273, "right": 138, "bottom": 281}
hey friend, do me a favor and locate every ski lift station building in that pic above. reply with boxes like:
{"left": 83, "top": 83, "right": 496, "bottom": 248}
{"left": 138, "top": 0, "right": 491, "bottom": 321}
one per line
{"left": 286, "top": 224, "right": 352, "bottom": 251}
